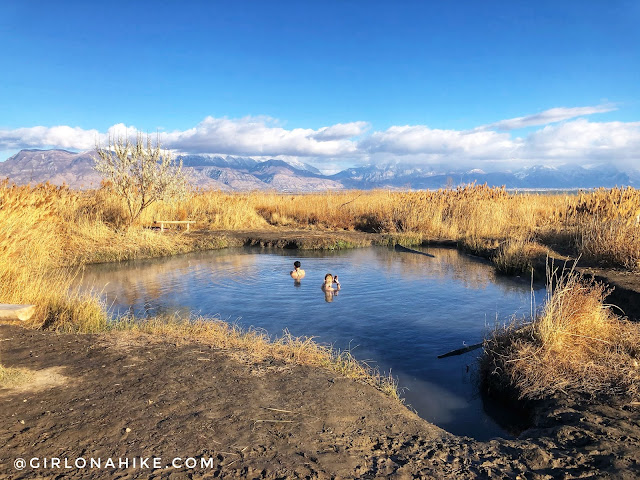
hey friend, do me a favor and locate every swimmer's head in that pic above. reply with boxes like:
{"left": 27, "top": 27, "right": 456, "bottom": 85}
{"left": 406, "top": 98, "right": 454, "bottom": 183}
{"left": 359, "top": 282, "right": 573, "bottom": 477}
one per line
{"left": 294, "top": 261, "right": 301, "bottom": 269}
{"left": 324, "top": 273, "right": 333, "bottom": 283}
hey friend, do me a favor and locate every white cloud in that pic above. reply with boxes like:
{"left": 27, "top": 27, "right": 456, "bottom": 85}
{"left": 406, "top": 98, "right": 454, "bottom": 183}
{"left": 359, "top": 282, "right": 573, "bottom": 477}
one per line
{"left": 523, "top": 119, "right": 640, "bottom": 163}
{"left": 0, "top": 107, "right": 638, "bottom": 171}
{"left": 0, "top": 125, "right": 100, "bottom": 150}
{"left": 359, "top": 118, "right": 640, "bottom": 168}
{"left": 0, "top": 118, "right": 364, "bottom": 157}
{"left": 476, "top": 104, "right": 617, "bottom": 131}
{"left": 0, "top": 123, "right": 141, "bottom": 151}
{"left": 310, "top": 121, "right": 369, "bottom": 141}
{"left": 359, "top": 125, "right": 517, "bottom": 160}
{"left": 162, "top": 116, "right": 360, "bottom": 156}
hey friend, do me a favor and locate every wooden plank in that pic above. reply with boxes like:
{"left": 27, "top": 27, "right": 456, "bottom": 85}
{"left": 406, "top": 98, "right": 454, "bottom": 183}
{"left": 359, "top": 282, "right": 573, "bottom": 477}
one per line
{"left": 153, "top": 220, "right": 196, "bottom": 224}
{"left": 0, "top": 304, "right": 36, "bottom": 321}
{"left": 153, "top": 220, "right": 196, "bottom": 232}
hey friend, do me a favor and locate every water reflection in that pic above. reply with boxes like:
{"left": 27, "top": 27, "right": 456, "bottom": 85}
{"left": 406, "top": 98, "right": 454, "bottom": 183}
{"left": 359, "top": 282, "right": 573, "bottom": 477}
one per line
{"left": 80, "top": 251, "right": 259, "bottom": 312}
{"left": 372, "top": 247, "right": 494, "bottom": 289}
{"left": 78, "top": 246, "right": 546, "bottom": 440}
{"left": 401, "top": 377, "right": 468, "bottom": 424}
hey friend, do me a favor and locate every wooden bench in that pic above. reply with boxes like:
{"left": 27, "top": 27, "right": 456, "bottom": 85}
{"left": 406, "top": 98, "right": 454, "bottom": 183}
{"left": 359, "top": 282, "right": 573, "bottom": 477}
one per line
{"left": 0, "top": 304, "right": 36, "bottom": 322}
{"left": 153, "top": 220, "right": 196, "bottom": 232}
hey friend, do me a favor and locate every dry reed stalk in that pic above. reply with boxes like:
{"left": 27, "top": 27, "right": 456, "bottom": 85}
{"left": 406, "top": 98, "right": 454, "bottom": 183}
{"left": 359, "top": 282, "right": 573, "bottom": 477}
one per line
{"left": 493, "top": 237, "right": 549, "bottom": 274}
{"left": 483, "top": 261, "right": 640, "bottom": 400}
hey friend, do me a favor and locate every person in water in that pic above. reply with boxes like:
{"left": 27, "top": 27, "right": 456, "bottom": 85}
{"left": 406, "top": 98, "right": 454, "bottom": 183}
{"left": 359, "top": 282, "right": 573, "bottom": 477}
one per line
{"left": 290, "top": 261, "right": 306, "bottom": 280}
{"left": 321, "top": 273, "right": 340, "bottom": 302}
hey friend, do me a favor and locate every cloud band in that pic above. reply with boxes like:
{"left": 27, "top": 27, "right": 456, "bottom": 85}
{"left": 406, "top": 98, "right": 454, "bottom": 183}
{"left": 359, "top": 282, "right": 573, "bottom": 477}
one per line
{"left": 1, "top": 104, "right": 637, "bottom": 168}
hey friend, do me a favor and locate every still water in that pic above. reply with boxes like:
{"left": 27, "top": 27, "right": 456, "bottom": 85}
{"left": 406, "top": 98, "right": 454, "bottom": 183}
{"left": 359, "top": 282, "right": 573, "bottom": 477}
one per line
{"left": 79, "top": 246, "right": 546, "bottom": 440}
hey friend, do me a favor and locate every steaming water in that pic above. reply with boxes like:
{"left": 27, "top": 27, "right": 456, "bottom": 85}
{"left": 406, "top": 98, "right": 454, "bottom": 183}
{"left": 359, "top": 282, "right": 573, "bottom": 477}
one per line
{"left": 79, "top": 246, "right": 546, "bottom": 440}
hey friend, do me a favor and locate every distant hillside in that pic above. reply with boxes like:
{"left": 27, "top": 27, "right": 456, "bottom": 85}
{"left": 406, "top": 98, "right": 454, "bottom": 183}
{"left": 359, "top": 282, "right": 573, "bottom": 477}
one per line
{"left": 0, "top": 149, "right": 636, "bottom": 191}
{"left": 0, "top": 149, "right": 104, "bottom": 188}
{"left": 0, "top": 150, "right": 340, "bottom": 191}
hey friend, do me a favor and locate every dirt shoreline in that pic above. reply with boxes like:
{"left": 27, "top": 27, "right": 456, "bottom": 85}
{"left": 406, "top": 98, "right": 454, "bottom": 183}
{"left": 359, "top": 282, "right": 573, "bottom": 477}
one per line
{"left": 2, "top": 324, "right": 640, "bottom": 479}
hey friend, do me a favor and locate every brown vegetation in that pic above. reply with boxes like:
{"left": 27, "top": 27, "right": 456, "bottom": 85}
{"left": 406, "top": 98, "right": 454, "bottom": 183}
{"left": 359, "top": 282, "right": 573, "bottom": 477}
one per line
{"left": 112, "top": 315, "right": 399, "bottom": 398}
{"left": 482, "top": 262, "right": 640, "bottom": 400}
{"left": 571, "top": 187, "right": 640, "bottom": 269}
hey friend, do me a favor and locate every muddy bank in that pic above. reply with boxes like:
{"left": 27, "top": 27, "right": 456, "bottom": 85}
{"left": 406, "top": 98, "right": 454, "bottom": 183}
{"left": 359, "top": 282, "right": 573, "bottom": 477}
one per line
{"left": 203, "top": 229, "right": 392, "bottom": 250}
{"left": 2, "top": 325, "right": 640, "bottom": 479}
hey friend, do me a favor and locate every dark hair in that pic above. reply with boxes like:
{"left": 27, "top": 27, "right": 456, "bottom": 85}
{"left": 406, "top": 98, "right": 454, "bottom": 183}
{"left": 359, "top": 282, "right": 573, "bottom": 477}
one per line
{"left": 294, "top": 261, "right": 301, "bottom": 268}
{"left": 324, "top": 273, "right": 333, "bottom": 281}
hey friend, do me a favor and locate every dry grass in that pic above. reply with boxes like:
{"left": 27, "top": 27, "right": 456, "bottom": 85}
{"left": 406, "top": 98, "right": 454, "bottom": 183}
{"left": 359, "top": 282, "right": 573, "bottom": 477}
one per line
{"left": 0, "top": 364, "right": 34, "bottom": 388}
{"left": 4, "top": 180, "right": 640, "bottom": 269}
{"left": 0, "top": 181, "right": 109, "bottom": 332}
{"left": 493, "top": 237, "right": 549, "bottom": 275}
{"left": 250, "top": 186, "right": 556, "bottom": 239}
{"left": 109, "top": 315, "right": 400, "bottom": 398}
{"left": 482, "top": 262, "right": 640, "bottom": 400}
{"left": 570, "top": 187, "right": 640, "bottom": 269}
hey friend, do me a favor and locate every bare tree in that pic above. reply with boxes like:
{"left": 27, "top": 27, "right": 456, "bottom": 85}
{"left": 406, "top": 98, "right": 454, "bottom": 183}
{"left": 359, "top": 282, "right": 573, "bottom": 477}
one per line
{"left": 94, "top": 133, "right": 188, "bottom": 226}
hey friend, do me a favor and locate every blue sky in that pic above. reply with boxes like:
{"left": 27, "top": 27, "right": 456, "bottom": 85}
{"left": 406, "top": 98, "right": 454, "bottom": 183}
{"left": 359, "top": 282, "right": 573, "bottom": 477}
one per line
{"left": 1, "top": 1, "right": 639, "bottom": 172}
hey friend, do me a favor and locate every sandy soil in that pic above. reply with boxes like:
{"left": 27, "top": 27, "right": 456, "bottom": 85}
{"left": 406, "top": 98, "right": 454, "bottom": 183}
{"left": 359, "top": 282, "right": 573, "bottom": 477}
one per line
{"left": 2, "top": 324, "right": 640, "bottom": 479}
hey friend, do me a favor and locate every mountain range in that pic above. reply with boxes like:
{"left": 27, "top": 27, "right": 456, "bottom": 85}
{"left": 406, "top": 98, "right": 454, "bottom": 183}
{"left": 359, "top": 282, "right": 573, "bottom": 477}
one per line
{"left": 0, "top": 149, "right": 637, "bottom": 191}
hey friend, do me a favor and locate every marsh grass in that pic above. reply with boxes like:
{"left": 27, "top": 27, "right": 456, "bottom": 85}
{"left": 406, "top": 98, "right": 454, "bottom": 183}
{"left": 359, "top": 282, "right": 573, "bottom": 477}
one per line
{"left": 5, "top": 181, "right": 640, "bottom": 269}
{"left": 482, "top": 262, "right": 640, "bottom": 400}
{"left": 570, "top": 187, "right": 640, "bottom": 269}
{"left": 493, "top": 237, "right": 549, "bottom": 275}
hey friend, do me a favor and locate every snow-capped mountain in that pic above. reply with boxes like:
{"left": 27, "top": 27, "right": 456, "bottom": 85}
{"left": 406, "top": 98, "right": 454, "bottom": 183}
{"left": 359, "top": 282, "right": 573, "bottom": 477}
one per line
{"left": 0, "top": 149, "right": 637, "bottom": 191}
{"left": 0, "top": 150, "right": 340, "bottom": 191}
{"left": 333, "top": 162, "right": 637, "bottom": 190}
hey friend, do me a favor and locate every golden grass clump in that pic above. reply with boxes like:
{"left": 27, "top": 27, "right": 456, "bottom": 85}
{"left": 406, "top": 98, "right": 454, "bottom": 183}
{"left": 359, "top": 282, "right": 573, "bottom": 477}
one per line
{"left": 493, "top": 237, "right": 549, "bottom": 275}
{"left": 483, "top": 263, "right": 640, "bottom": 400}
{"left": 249, "top": 185, "right": 542, "bottom": 239}
{"left": 142, "top": 190, "right": 270, "bottom": 231}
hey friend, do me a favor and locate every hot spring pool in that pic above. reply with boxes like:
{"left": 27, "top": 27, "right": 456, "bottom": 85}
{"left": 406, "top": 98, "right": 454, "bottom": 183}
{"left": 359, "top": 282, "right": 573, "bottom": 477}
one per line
{"left": 79, "top": 246, "right": 546, "bottom": 440}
